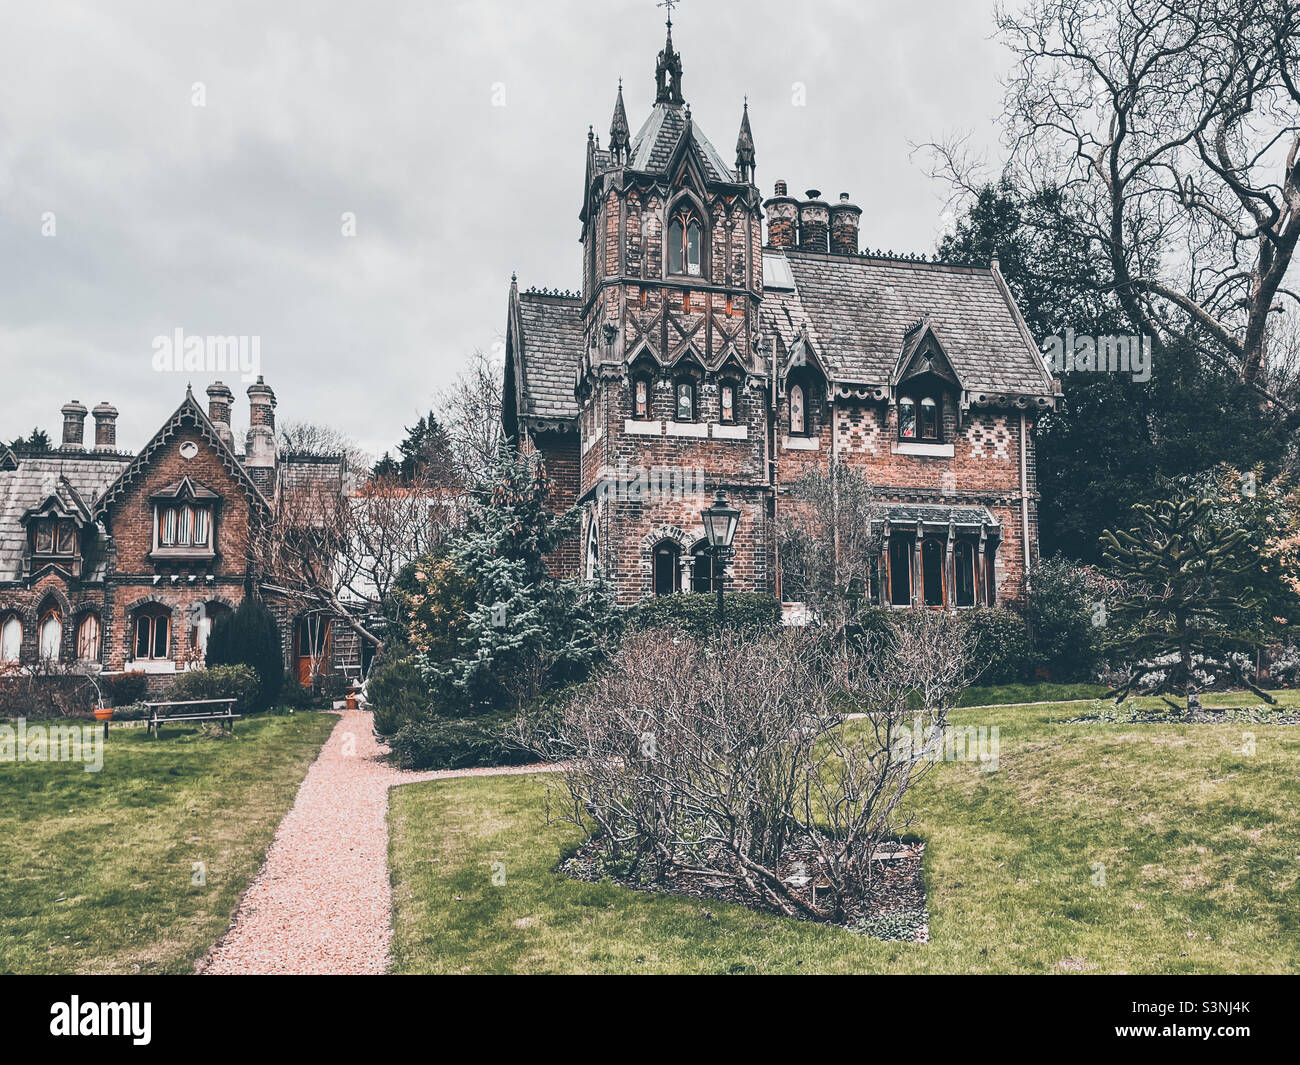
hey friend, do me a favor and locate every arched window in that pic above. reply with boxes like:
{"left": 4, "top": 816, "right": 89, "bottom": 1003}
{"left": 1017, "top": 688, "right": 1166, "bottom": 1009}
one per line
{"left": 652, "top": 541, "right": 680, "bottom": 597}
{"left": 668, "top": 213, "right": 702, "bottom": 276}
{"left": 898, "top": 397, "right": 916, "bottom": 440}
{"left": 675, "top": 378, "right": 696, "bottom": 422}
{"left": 690, "top": 540, "right": 712, "bottom": 593}
{"left": 134, "top": 608, "right": 170, "bottom": 661}
{"left": 38, "top": 609, "right": 62, "bottom": 661}
{"left": 889, "top": 538, "right": 913, "bottom": 607}
{"left": 719, "top": 380, "right": 737, "bottom": 424}
{"left": 633, "top": 373, "right": 652, "bottom": 419}
{"left": 789, "top": 384, "right": 806, "bottom": 435}
{"left": 954, "top": 542, "right": 976, "bottom": 608}
{"left": 76, "top": 613, "right": 101, "bottom": 661}
{"left": 922, "top": 539, "right": 944, "bottom": 607}
{"left": 0, "top": 615, "right": 21, "bottom": 663}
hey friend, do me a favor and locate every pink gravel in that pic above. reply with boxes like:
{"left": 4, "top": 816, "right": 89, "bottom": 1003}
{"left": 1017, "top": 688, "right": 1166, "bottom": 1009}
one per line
{"left": 200, "top": 706, "right": 557, "bottom": 975}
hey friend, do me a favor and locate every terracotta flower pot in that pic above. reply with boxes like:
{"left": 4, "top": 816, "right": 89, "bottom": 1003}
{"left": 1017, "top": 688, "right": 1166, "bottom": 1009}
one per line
{"left": 92, "top": 706, "right": 114, "bottom": 722}
{"left": 345, "top": 692, "right": 358, "bottom": 710}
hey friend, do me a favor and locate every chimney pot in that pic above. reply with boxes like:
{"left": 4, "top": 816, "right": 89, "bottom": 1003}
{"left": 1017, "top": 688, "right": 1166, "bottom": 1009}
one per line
{"left": 60, "top": 400, "right": 88, "bottom": 450}
{"left": 763, "top": 180, "right": 799, "bottom": 249}
{"left": 798, "top": 191, "right": 830, "bottom": 253}
{"left": 829, "top": 194, "right": 863, "bottom": 256}
{"left": 91, "top": 401, "right": 118, "bottom": 451}
{"left": 774, "top": 179, "right": 788, "bottom": 196}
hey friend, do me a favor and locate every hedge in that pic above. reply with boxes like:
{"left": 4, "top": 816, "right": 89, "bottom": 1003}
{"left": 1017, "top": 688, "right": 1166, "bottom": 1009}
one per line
{"left": 625, "top": 592, "right": 782, "bottom": 639}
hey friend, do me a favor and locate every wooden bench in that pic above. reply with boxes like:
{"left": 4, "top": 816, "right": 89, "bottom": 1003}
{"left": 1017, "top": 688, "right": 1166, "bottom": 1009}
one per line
{"left": 145, "top": 698, "right": 240, "bottom": 736}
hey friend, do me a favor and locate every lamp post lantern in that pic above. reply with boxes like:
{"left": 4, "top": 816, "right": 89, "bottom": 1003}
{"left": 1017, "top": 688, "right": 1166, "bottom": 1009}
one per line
{"left": 702, "top": 488, "right": 741, "bottom": 628}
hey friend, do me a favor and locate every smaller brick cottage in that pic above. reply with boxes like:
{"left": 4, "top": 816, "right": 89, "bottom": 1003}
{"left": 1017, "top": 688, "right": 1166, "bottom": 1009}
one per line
{"left": 0, "top": 381, "right": 356, "bottom": 694}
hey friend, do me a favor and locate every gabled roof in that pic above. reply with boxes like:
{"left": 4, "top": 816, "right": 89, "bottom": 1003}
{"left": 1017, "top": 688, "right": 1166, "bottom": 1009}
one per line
{"left": 0, "top": 452, "right": 130, "bottom": 582}
{"left": 892, "top": 318, "right": 963, "bottom": 391}
{"left": 506, "top": 284, "right": 584, "bottom": 426}
{"left": 93, "top": 388, "right": 272, "bottom": 518}
{"left": 761, "top": 249, "right": 1058, "bottom": 403}
{"left": 22, "top": 476, "right": 94, "bottom": 525}
{"left": 627, "top": 103, "right": 734, "bottom": 185}
{"left": 151, "top": 475, "right": 220, "bottom": 502}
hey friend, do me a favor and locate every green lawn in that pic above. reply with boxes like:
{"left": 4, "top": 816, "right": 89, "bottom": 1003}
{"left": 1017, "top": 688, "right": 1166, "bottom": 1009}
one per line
{"left": 388, "top": 690, "right": 1300, "bottom": 974}
{"left": 0, "top": 711, "right": 335, "bottom": 974}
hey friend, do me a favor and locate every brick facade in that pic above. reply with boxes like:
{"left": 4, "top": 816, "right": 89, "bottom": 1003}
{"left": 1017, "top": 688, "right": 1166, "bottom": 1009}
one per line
{"left": 505, "top": 27, "right": 1059, "bottom": 610}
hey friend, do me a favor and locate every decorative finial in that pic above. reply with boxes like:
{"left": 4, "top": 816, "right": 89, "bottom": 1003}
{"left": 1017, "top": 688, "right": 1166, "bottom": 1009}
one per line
{"left": 658, "top": 0, "right": 678, "bottom": 30}
{"left": 735, "top": 95, "right": 756, "bottom": 182}
{"left": 654, "top": 0, "right": 684, "bottom": 106}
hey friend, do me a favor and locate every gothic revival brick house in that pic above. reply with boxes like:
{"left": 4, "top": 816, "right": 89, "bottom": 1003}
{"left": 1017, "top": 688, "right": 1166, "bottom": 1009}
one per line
{"left": 504, "top": 24, "right": 1060, "bottom": 610}
{"left": 0, "top": 380, "right": 356, "bottom": 690}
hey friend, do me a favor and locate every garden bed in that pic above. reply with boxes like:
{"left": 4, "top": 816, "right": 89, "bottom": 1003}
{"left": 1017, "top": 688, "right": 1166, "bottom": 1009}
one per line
{"left": 559, "top": 837, "right": 930, "bottom": 942}
{"left": 1072, "top": 700, "right": 1300, "bottom": 725}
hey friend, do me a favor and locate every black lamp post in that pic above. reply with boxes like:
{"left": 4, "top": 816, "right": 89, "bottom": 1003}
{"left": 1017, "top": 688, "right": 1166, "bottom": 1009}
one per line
{"left": 702, "top": 488, "right": 740, "bottom": 628}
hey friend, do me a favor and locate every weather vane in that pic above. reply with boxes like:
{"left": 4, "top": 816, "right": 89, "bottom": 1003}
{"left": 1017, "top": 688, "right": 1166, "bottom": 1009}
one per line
{"left": 658, "top": 0, "right": 678, "bottom": 29}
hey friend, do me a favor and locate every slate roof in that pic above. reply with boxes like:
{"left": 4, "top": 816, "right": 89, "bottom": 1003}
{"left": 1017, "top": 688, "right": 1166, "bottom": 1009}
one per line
{"left": 279, "top": 455, "right": 347, "bottom": 525}
{"left": 762, "top": 249, "right": 1056, "bottom": 400}
{"left": 512, "top": 291, "right": 584, "bottom": 422}
{"left": 876, "top": 504, "right": 1001, "bottom": 530}
{"left": 628, "top": 104, "right": 735, "bottom": 183}
{"left": 0, "top": 452, "right": 131, "bottom": 582}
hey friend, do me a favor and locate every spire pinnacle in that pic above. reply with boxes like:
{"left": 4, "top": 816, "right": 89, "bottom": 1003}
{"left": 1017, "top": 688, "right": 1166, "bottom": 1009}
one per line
{"left": 609, "top": 78, "right": 630, "bottom": 163}
{"left": 735, "top": 96, "right": 755, "bottom": 183}
{"left": 654, "top": 2, "right": 684, "bottom": 106}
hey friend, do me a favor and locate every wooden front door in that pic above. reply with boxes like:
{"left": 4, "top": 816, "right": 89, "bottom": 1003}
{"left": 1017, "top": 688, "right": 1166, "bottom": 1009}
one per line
{"left": 296, "top": 616, "right": 331, "bottom": 686}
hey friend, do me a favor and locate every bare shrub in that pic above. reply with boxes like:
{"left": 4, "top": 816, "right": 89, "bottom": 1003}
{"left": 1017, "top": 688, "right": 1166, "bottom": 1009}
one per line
{"left": 528, "top": 611, "right": 972, "bottom": 922}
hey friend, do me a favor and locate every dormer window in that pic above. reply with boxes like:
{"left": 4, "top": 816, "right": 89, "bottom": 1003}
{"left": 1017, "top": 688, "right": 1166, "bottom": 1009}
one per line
{"left": 899, "top": 394, "right": 942, "bottom": 442}
{"left": 31, "top": 519, "right": 76, "bottom": 557}
{"left": 669, "top": 213, "right": 702, "bottom": 276}
{"left": 789, "top": 384, "right": 806, "bottom": 435}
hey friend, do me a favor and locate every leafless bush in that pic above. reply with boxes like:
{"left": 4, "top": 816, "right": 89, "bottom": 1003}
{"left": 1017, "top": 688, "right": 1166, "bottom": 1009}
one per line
{"left": 527, "top": 611, "right": 972, "bottom": 922}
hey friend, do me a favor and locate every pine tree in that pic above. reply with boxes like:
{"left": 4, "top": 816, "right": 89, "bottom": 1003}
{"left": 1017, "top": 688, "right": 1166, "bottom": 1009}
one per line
{"left": 1100, "top": 490, "right": 1272, "bottom": 710}
{"left": 206, "top": 596, "right": 285, "bottom": 712}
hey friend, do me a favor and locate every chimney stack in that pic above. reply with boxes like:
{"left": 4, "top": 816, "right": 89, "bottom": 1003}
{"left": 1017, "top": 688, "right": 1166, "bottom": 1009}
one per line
{"left": 763, "top": 180, "right": 799, "bottom": 249}
{"left": 244, "top": 376, "right": 278, "bottom": 491}
{"left": 60, "top": 401, "right": 88, "bottom": 450}
{"left": 206, "top": 381, "right": 235, "bottom": 449}
{"left": 798, "top": 190, "right": 829, "bottom": 252}
{"left": 91, "top": 402, "right": 118, "bottom": 451}
{"left": 829, "top": 193, "right": 862, "bottom": 255}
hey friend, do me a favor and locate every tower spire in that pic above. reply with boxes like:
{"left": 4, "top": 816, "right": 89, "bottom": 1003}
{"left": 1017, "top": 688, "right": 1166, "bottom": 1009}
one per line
{"left": 735, "top": 96, "right": 755, "bottom": 183}
{"left": 654, "top": 1, "right": 684, "bottom": 106}
{"left": 609, "top": 78, "right": 630, "bottom": 163}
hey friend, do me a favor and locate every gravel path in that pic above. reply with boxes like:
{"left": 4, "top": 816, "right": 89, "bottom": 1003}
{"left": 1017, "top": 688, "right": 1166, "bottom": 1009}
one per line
{"left": 201, "top": 706, "right": 557, "bottom": 975}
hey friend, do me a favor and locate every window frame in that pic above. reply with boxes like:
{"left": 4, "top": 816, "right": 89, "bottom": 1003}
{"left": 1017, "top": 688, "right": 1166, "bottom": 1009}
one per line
{"left": 668, "top": 210, "right": 704, "bottom": 278}
{"left": 674, "top": 376, "right": 697, "bottom": 423}
{"left": 0, "top": 614, "right": 21, "bottom": 663}
{"left": 76, "top": 612, "right": 101, "bottom": 662}
{"left": 718, "top": 379, "right": 738, "bottom": 425}
{"left": 38, "top": 608, "right": 62, "bottom": 662}
{"left": 954, "top": 541, "right": 977, "bottom": 608}
{"left": 632, "top": 372, "right": 653, "bottom": 420}
{"left": 920, "top": 537, "right": 945, "bottom": 608}
{"left": 134, "top": 610, "right": 171, "bottom": 661}
{"left": 898, "top": 392, "right": 943, "bottom": 443}
{"left": 153, "top": 502, "right": 215, "bottom": 556}
{"left": 888, "top": 537, "right": 913, "bottom": 607}
{"left": 652, "top": 541, "right": 680, "bottom": 597}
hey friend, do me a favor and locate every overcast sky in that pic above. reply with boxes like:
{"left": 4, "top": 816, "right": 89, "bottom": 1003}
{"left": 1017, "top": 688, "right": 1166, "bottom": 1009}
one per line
{"left": 0, "top": 0, "right": 1014, "bottom": 458}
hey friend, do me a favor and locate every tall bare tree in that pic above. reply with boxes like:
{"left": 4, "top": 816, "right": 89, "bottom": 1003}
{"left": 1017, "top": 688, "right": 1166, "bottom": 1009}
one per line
{"left": 436, "top": 347, "right": 503, "bottom": 487}
{"left": 984, "top": 0, "right": 1300, "bottom": 399}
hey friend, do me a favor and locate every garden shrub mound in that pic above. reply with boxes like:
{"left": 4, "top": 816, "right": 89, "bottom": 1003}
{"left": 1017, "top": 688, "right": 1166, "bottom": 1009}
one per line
{"left": 524, "top": 613, "right": 973, "bottom": 929}
{"left": 1072, "top": 699, "right": 1300, "bottom": 725}
{"left": 560, "top": 836, "right": 929, "bottom": 941}
{"left": 626, "top": 591, "right": 781, "bottom": 638}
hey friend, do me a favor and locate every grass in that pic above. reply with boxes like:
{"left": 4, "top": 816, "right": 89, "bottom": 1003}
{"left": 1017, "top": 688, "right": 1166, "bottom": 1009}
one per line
{"left": 957, "top": 681, "right": 1109, "bottom": 706}
{"left": 388, "top": 689, "right": 1300, "bottom": 974}
{"left": 0, "top": 711, "right": 335, "bottom": 974}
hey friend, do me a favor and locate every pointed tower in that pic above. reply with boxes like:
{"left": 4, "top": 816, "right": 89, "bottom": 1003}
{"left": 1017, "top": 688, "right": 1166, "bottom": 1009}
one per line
{"left": 735, "top": 98, "right": 756, "bottom": 184}
{"left": 608, "top": 80, "right": 630, "bottom": 165}
{"left": 565, "top": 10, "right": 771, "bottom": 604}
